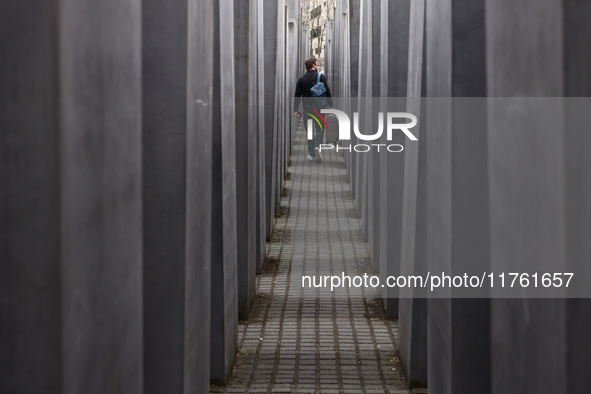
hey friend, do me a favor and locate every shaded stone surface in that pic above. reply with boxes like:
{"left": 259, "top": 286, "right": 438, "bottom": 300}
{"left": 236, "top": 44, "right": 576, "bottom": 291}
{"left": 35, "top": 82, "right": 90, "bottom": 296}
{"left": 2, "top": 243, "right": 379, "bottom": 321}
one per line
{"left": 486, "top": 2, "right": 564, "bottom": 394}
{"left": 424, "top": 0, "right": 491, "bottom": 392}
{"left": 142, "top": 0, "right": 213, "bottom": 392}
{"left": 234, "top": 0, "right": 257, "bottom": 321}
{"left": 349, "top": 0, "right": 361, "bottom": 99}
{"left": 378, "top": 0, "right": 411, "bottom": 319}
{"left": 142, "top": 0, "right": 190, "bottom": 389}
{"left": 255, "top": 0, "right": 267, "bottom": 275}
{"left": 367, "top": 0, "right": 381, "bottom": 273}
{"left": 186, "top": 1, "right": 214, "bottom": 391}
{"left": 59, "top": 2, "right": 144, "bottom": 392}
{"left": 1, "top": 1, "right": 144, "bottom": 393}
{"left": 397, "top": 0, "right": 428, "bottom": 387}
{"left": 485, "top": 1, "right": 589, "bottom": 393}
{"left": 263, "top": 0, "right": 279, "bottom": 241}
{"left": 0, "top": 2, "right": 62, "bottom": 392}
{"left": 210, "top": 0, "right": 239, "bottom": 385}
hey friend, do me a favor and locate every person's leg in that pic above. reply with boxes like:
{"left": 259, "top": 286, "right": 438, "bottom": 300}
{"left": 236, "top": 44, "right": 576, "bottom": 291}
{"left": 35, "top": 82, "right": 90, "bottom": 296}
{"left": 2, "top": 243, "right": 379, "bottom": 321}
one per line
{"left": 313, "top": 122, "right": 324, "bottom": 163}
{"left": 305, "top": 115, "right": 316, "bottom": 157}
{"left": 315, "top": 126, "right": 325, "bottom": 149}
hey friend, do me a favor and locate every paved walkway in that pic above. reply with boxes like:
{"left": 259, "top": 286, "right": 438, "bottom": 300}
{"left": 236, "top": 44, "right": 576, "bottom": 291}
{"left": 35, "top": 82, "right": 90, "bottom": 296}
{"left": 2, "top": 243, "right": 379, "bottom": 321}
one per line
{"left": 212, "top": 128, "right": 412, "bottom": 393}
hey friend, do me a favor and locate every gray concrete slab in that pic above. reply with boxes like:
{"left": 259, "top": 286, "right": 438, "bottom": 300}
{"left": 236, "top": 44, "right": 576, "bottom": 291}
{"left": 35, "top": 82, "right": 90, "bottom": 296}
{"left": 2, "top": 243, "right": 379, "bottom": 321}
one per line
{"left": 142, "top": 0, "right": 214, "bottom": 392}
{"left": 0, "top": 2, "right": 62, "bottom": 392}
{"left": 564, "top": 95, "right": 591, "bottom": 393}
{"left": 331, "top": 0, "right": 351, "bottom": 99}
{"left": 273, "top": 2, "right": 286, "bottom": 220}
{"left": 378, "top": 0, "right": 411, "bottom": 319}
{"left": 349, "top": 0, "right": 361, "bottom": 98}
{"left": 424, "top": 1, "right": 490, "bottom": 392}
{"left": 563, "top": 9, "right": 591, "bottom": 388}
{"left": 186, "top": 1, "right": 214, "bottom": 391}
{"left": 564, "top": 5, "right": 591, "bottom": 380}
{"left": 355, "top": 0, "right": 370, "bottom": 237}
{"left": 486, "top": 1, "right": 567, "bottom": 393}
{"left": 347, "top": 0, "right": 361, "bottom": 207}
{"left": 287, "top": 17, "right": 298, "bottom": 155}
{"left": 326, "top": 1, "right": 591, "bottom": 392}
{"left": 367, "top": 0, "right": 381, "bottom": 273}
{"left": 142, "top": 0, "right": 191, "bottom": 391}
{"left": 397, "top": 0, "right": 427, "bottom": 387}
{"left": 279, "top": 2, "right": 289, "bottom": 220}
{"left": 210, "top": 0, "right": 239, "bottom": 385}
{"left": 557, "top": 4, "right": 591, "bottom": 391}
{"left": 256, "top": 0, "right": 267, "bottom": 274}
{"left": 59, "top": 1, "right": 143, "bottom": 392}
{"left": 234, "top": 0, "right": 257, "bottom": 321}
{"left": 264, "top": 0, "right": 279, "bottom": 241}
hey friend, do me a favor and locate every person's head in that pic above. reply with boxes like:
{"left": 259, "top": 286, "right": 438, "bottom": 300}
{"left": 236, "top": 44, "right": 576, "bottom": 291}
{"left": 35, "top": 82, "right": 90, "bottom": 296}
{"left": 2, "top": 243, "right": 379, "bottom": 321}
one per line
{"left": 305, "top": 57, "right": 318, "bottom": 71}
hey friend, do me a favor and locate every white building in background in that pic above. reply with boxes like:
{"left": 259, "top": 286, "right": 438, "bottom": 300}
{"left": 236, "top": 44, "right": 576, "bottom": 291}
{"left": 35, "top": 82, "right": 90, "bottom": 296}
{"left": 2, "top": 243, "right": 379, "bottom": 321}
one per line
{"left": 301, "top": 0, "right": 335, "bottom": 71}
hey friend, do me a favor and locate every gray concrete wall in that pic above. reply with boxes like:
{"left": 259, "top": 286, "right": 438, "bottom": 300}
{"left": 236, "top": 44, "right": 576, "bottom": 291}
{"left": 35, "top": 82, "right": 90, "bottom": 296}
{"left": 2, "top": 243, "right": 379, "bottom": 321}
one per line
{"left": 424, "top": 0, "right": 490, "bottom": 393}
{"left": 142, "top": 0, "right": 190, "bottom": 391}
{"left": 287, "top": 12, "right": 299, "bottom": 154}
{"left": 327, "top": 1, "right": 591, "bottom": 392}
{"left": 255, "top": 0, "right": 267, "bottom": 274}
{"left": 210, "top": 0, "right": 239, "bottom": 385}
{"left": 59, "top": 1, "right": 144, "bottom": 392}
{"left": 354, "top": 0, "right": 370, "bottom": 235}
{"left": 2, "top": 0, "right": 301, "bottom": 392}
{"left": 367, "top": 0, "right": 381, "bottom": 273}
{"left": 272, "top": 1, "right": 286, "bottom": 223}
{"left": 378, "top": 0, "right": 411, "bottom": 319}
{"left": 397, "top": 0, "right": 428, "bottom": 387}
{"left": 142, "top": 0, "right": 213, "bottom": 392}
{"left": 564, "top": 4, "right": 591, "bottom": 388}
{"left": 485, "top": 1, "right": 586, "bottom": 393}
{"left": 1, "top": 2, "right": 62, "bottom": 392}
{"left": 1, "top": 0, "right": 143, "bottom": 392}
{"left": 347, "top": 0, "right": 362, "bottom": 199}
{"left": 264, "top": 0, "right": 279, "bottom": 241}
{"left": 349, "top": 0, "right": 361, "bottom": 98}
{"left": 234, "top": 0, "right": 257, "bottom": 321}
{"left": 186, "top": 0, "right": 214, "bottom": 391}
{"left": 486, "top": 0, "right": 566, "bottom": 391}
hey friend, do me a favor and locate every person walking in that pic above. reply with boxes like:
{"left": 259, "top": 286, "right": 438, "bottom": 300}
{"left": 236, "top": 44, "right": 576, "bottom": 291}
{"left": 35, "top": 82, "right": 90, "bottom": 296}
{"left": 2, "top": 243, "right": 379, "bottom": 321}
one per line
{"left": 294, "top": 57, "right": 333, "bottom": 163}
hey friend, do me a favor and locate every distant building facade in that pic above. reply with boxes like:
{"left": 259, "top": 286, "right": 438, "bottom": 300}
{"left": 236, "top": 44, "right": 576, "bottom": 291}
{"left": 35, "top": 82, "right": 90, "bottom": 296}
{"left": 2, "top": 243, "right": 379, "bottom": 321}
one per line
{"left": 302, "top": 0, "right": 335, "bottom": 71}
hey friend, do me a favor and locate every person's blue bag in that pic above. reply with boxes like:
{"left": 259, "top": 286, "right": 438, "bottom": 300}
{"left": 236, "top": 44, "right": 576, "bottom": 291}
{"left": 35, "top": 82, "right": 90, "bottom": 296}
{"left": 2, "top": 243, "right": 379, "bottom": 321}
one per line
{"left": 310, "top": 72, "right": 327, "bottom": 109}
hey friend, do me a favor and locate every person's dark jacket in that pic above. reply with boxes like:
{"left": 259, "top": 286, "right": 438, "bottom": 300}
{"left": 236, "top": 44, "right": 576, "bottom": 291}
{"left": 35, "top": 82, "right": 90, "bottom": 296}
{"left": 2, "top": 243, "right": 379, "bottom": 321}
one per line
{"left": 293, "top": 70, "right": 333, "bottom": 113}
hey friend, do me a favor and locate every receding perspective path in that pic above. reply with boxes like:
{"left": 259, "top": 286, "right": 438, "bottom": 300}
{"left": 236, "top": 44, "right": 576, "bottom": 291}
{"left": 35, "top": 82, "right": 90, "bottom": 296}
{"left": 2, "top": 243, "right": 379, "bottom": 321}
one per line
{"left": 211, "top": 127, "right": 414, "bottom": 393}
